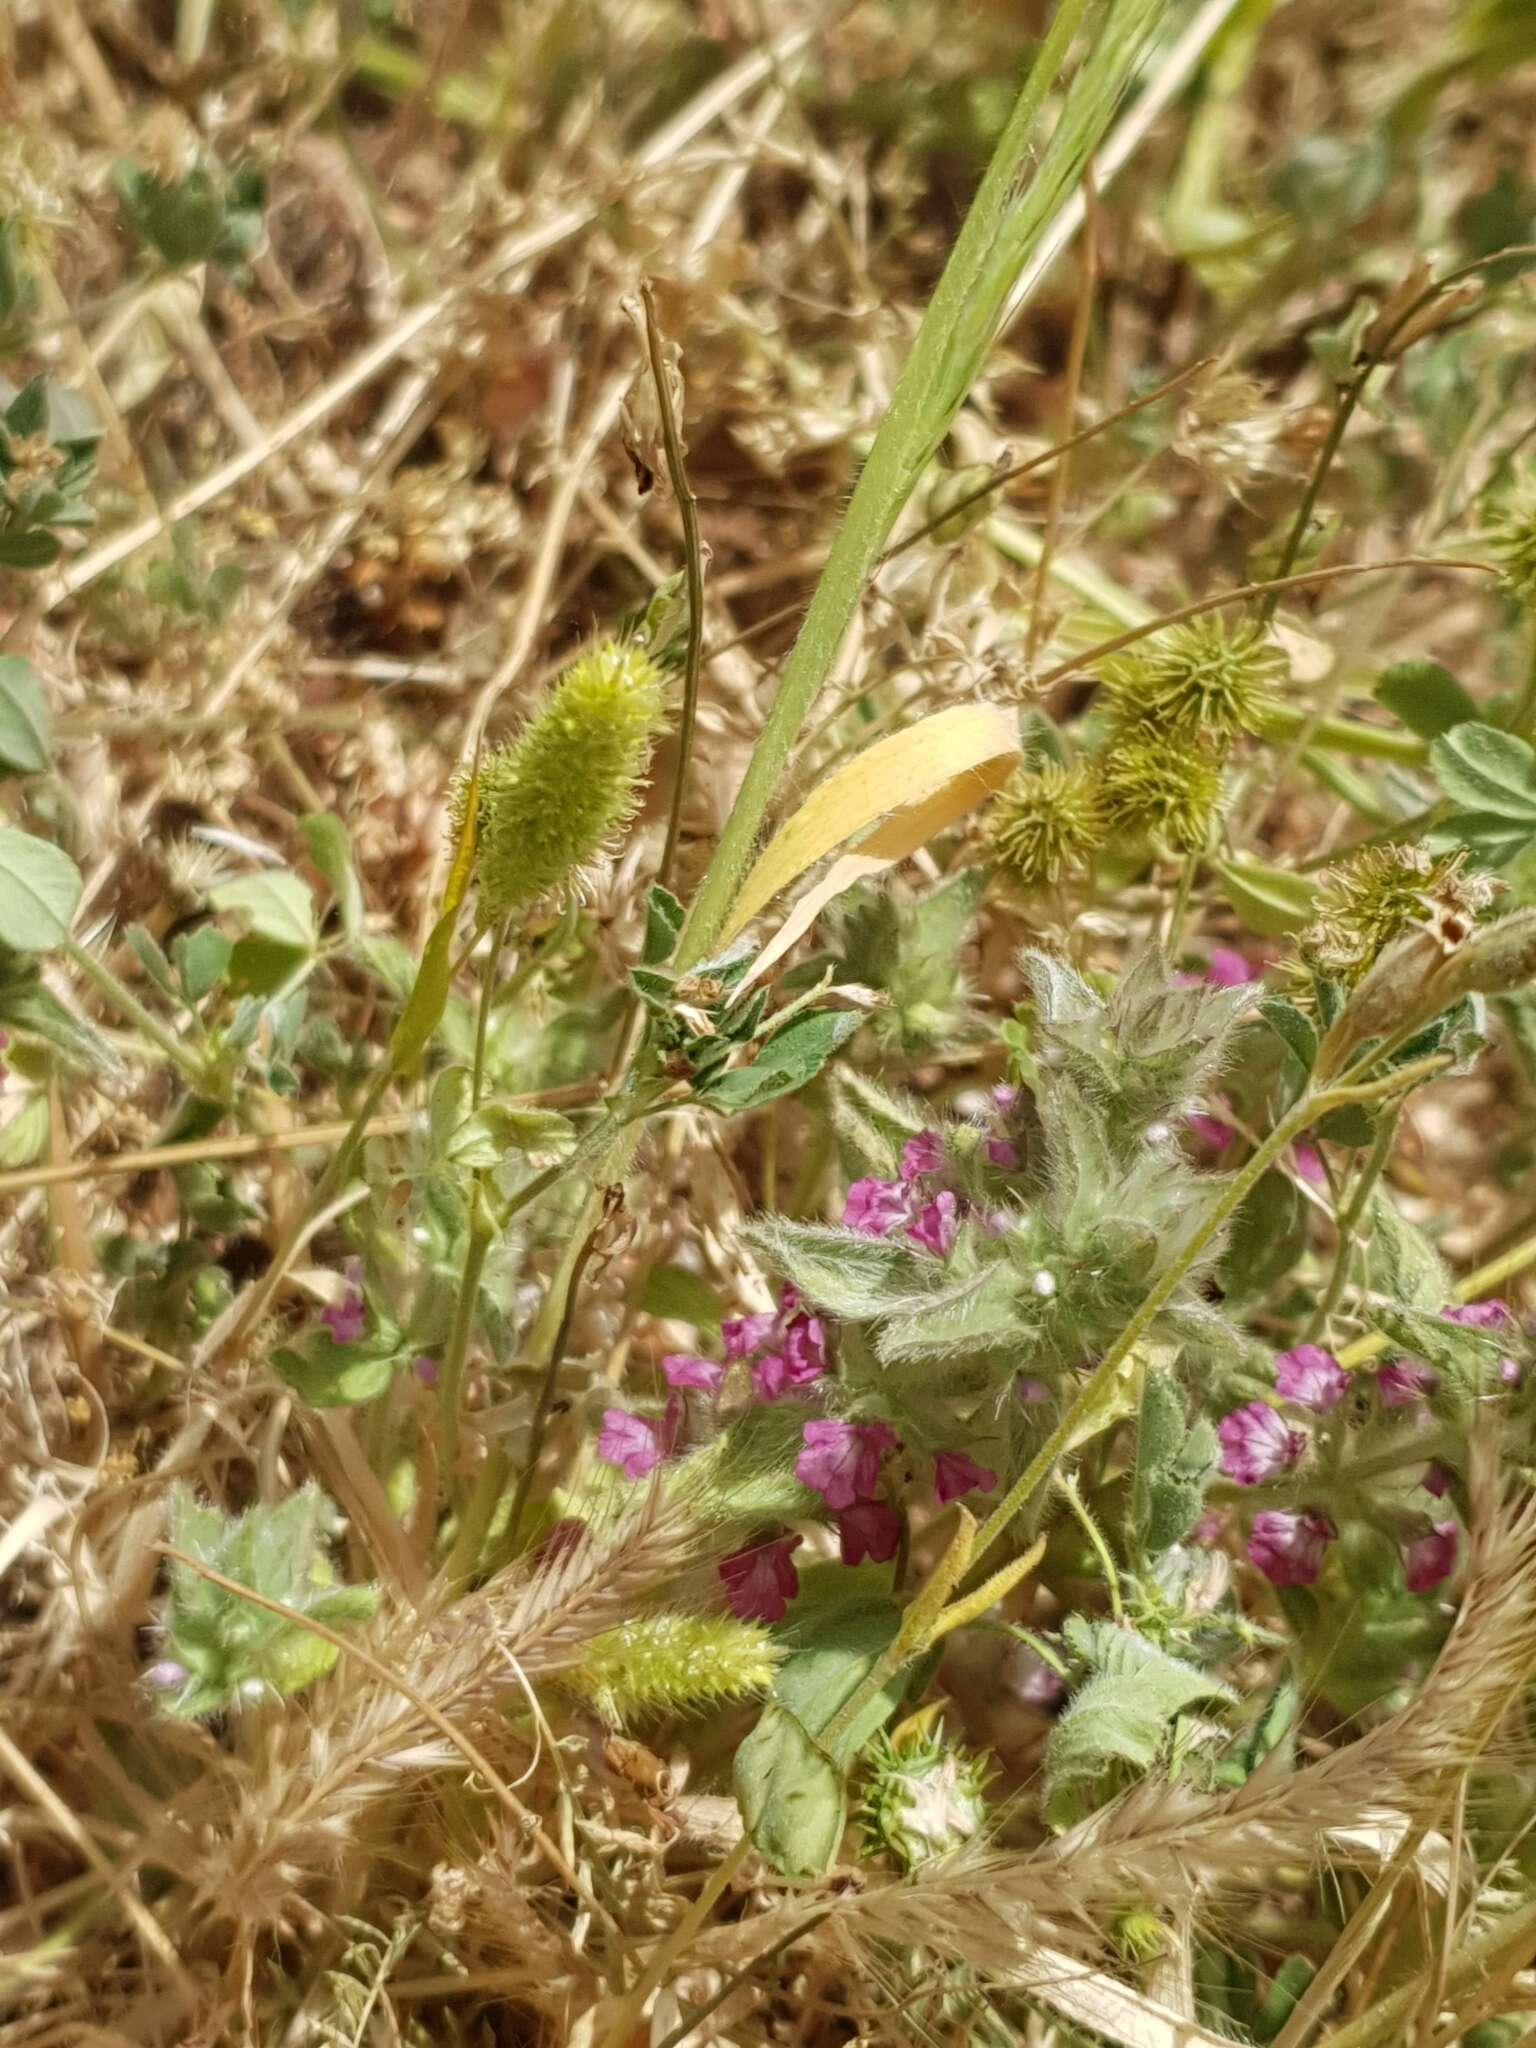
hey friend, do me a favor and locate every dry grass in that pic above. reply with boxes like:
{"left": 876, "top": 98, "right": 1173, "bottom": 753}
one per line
{"left": 5, "top": 0, "right": 1536, "bottom": 2042}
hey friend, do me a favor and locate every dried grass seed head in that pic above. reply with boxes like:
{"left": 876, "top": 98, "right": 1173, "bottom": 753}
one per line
{"left": 457, "top": 638, "right": 668, "bottom": 922}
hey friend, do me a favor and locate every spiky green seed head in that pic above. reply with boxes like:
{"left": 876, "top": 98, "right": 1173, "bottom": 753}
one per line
{"left": 562, "top": 1611, "right": 777, "bottom": 1726}
{"left": 1112, "top": 1908, "right": 1171, "bottom": 1964}
{"left": 1100, "top": 617, "right": 1286, "bottom": 742}
{"left": 1300, "top": 844, "right": 1498, "bottom": 989}
{"left": 1095, "top": 732, "right": 1224, "bottom": 853}
{"left": 455, "top": 639, "right": 666, "bottom": 922}
{"left": 859, "top": 1730, "right": 990, "bottom": 1872}
{"left": 1492, "top": 481, "right": 1536, "bottom": 611}
{"left": 987, "top": 760, "right": 1106, "bottom": 891}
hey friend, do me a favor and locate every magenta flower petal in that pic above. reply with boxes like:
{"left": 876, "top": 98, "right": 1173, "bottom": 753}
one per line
{"left": 985, "top": 1137, "right": 1020, "bottom": 1169}
{"left": 1273, "top": 1344, "right": 1349, "bottom": 1412}
{"left": 721, "top": 1309, "right": 777, "bottom": 1360}
{"left": 843, "top": 1177, "right": 911, "bottom": 1237}
{"left": 838, "top": 1501, "right": 902, "bottom": 1566}
{"left": 1015, "top": 1376, "right": 1051, "bottom": 1405}
{"left": 412, "top": 1353, "right": 439, "bottom": 1386}
{"left": 1423, "top": 1461, "right": 1451, "bottom": 1498}
{"left": 1377, "top": 1358, "right": 1437, "bottom": 1408}
{"left": 1217, "top": 1402, "right": 1308, "bottom": 1485}
{"left": 596, "top": 1407, "right": 666, "bottom": 1480}
{"left": 719, "top": 1534, "right": 801, "bottom": 1622}
{"left": 662, "top": 1353, "right": 725, "bottom": 1392}
{"left": 1206, "top": 946, "right": 1255, "bottom": 987}
{"left": 1443, "top": 1299, "right": 1514, "bottom": 1329}
{"left": 933, "top": 1448, "right": 999, "bottom": 1505}
{"left": 1404, "top": 1520, "right": 1458, "bottom": 1593}
{"left": 321, "top": 1267, "right": 367, "bottom": 1344}
{"left": 900, "top": 1131, "right": 947, "bottom": 1181}
{"left": 782, "top": 1311, "right": 828, "bottom": 1381}
{"left": 794, "top": 1418, "right": 897, "bottom": 1509}
{"left": 1291, "top": 1141, "right": 1326, "bottom": 1186}
{"left": 908, "top": 1190, "right": 959, "bottom": 1256}
{"left": 1187, "top": 1112, "right": 1235, "bottom": 1152}
{"left": 1247, "top": 1508, "right": 1333, "bottom": 1587}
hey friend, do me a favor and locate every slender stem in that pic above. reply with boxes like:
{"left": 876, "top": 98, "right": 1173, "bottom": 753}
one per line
{"left": 471, "top": 916, "right": 512, "bottom": 1108}
{"left": 1058, "top": 1473, "right": 1122, "bottom": 1621}
{"left": 597, "top": 1839, "right": 752, "bottom": 2048}
{"left": 1305, "top": 1105, "right": 1399, "bottom": 1341}
{"left": 640, "top": 283, "right": 706, "bottom": 893}
{"left": 63, "top": 937, "right": 204, "bottom": 1083}
{"left": 1026, "top": 160, "right": 1097, "bottom": 667}
{"left": 1262, "top": 244, "right": 1536, "bottom": 618}
{"left": 498, "top": 1192, "right": 610, "bottom": 1560}
{"left": 1031, "top": 556, "right": 1496, "bottom": 695}
{"left": 438, "top": 1197, "right": 493, "bottom": 1499}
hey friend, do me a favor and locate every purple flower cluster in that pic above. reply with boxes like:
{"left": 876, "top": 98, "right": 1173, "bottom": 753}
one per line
{"left": 721, "top": 1284, "right": 828, "bottom": 1400}
{"left": 321, "top": 1258, "right": 367, "bottom": 1343}
{"left": 842, "top": 1105, "right": 1020, "bottom": 1257}
{"left": 1218, "top": 1341, "right": 1463, "bottom": 1593}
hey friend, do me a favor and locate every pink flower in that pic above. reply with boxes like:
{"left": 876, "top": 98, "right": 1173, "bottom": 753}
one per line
{"left": 662, "top": 1353, "right": 725, "bottom": 1392}
{"left": 933, "top": 1448, "right": 998, "bottom": 1504}
{"left": 986, "top": 1137, "right": 1020, "bottom": 1169}
{"left": 795, "top": 1417, "right": 898, "bottom": 1510}
{"left": 596, "top": 1408, "right": 668, "bottom": 1480}
{"left": 1500, "top": 1356, "right": 1522, "bottom": 1385}
{"left": 909, "top": 1190, "right": 959, "bottom": 1257}
{"left": 838, "top": 1501, "right": 902, "bottom": 1565}
{"left": 1247, "top": 1508, "right": 1333, "bottom": 1587}
{"left": 783, "top": 1311, "right": 827, "bottom": 1380}
{"left": 1291, "top": 1141, "right": 1326, "bottom": 1186}
{"left": 900, "top": 1131, "right": 947, "bottom": 1180}
{"left": 1218, "top": 1402, "right": 1307, "bottom": 1485}
{"left": 1404, "top": 1520, "right": 1458, "bottom": 1593}
{"left": 1191, "top": 1508, "right": 1225, "bottom": 1547}
{"left": 1423, "top": 1461, "right": 1451, "bottom": 1498}
{"left": 1274, "top": 1344, "right": 1349, "bottom": 1412}
{"left": 321, "top": 1259, "right": 367, "bottom": 1343}
{"left": 1377, "top": 1358, "right": 1436, "bottom": 1408}
{"left": 992, "top": 1082, "right": 1020, "bottom": 1116}
{"left": 720, "top": 1534, "right": 802, "bottom": 1622}
{"left": 1015, "top": 1376, "right": 1050, "bottom": 1405}
{"left": 412, "top": 1353, "right": 439, "bottom": 1386}
{"left": 1443, "top": 1299, "right": 1514, "bottom": 1329}
{"left": 1206, "top": 947, "right": 1254, "bottom": 987}
{"left": 1007, "top": 1646, "right": 1066, "bottom": 1710}
{"left": 722, "top": 1308, "right": 778, "bottom": 1360}
{"left": 1187, "top": 1112, "right": 1235, "bottom": 1152}
{"left": 843, "top": 1176, "right": 911, "bottom": 1237}
{"left": 143, "top": 1658, "right": 188, "bottom": 1690}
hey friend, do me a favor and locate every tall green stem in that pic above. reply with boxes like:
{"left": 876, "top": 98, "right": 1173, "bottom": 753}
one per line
{"left": 64, "top": 937, "right": 204, "bottom": 1084}
{"left": 677, "top": 0, "right": 1158, "bottom": 968}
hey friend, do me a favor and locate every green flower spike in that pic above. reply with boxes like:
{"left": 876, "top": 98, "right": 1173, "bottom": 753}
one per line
{"left": 1492, "top": 480, "right": 1536, "bottom": 611}
{"left": 1301, "top": 844, "right": 1498, "bottom": 989}
{"left": 563, "top": 1611, "right": 777, "bottom": 1726}
{"left": 457, "top": 638, "right": 667, "bottom": 921}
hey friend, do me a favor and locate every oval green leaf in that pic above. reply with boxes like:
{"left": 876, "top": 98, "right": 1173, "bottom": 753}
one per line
{"left": 0, "top": 826, "right": 81, "bottom": 952}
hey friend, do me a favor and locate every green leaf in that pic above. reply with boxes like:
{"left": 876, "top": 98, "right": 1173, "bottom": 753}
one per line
{"left": 1430, "top": 722, "right": 1536, "bottom": 821}
{"left": 1215, "top": 856, "right": 1317, "bottom": 936}
{"left": 1375, "top": 660, "right": 1478, "bottom": 740}
{"left": 1045, "top": 1617, "right": 1233, "bottom": 1828}
{"left": 5, "top": 374, "right": 45, "bottom": 436}
{"left": 700, "top": 1008, "right": 861, "bottom": 1111}
{"left": 638, "top": 1262, "right": 724, "bottom": 1333}
{"left": 1372, "top": 1305, "right": 1508, "bottom": 1382}
{"left": 300, "top": 814, "right": 363, "bottom": 938}
{"left": 0, "top": 529, "right": 62, "bottom": 569}
{"left": 745, "top": 1215, "right": 929, "bottom": 1319}
{"left": 0, "top": 1090, "right": 48, "bottom": 1168}
{"left": 0, "top": 655, "right": 49, "bottom": 773}
{"left": 1221, "top": 1168, "right": 1305, "bottom": 1304}
{"left": 734, "top": 1592, "right": 909, "bottom": 1876}
{"left": 1130, "top": 1371, "right": 1215, "bottom": 1562}
{"left": 1254, "top": 1957, "right": 1317, "bottom": 2043}
{"left": 733, "top": 1703, "right": 845, "bottom": 1877}
{"left": 1367, "top": 1191, "right": 1448, "bottom": 1309}
{"left": 642, "top": 883, "right": 686, "bottom": 966}
{"left": 210, "top": 870, "right": 317, "bottom": 952}
{"left": 0, "top": 827, "right": 81, "bottom": 951}
{"left": 444, "top": 1101, "right": 574, "bottom": 1169}
{"left": 1260, "top": 996, "right": 1318, "bottom": 1072}
{"left": 1432, "top": 808, "right": 1535, "bottom": 868}
{"left": 174, "top": 924, "right": 232, "bottom": 1002}
{"left": 272, "top": 1325, "right": 408, "bottom": 1407}
{"left": 124, "top": 924, "right": 178, "bottom": 1000}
